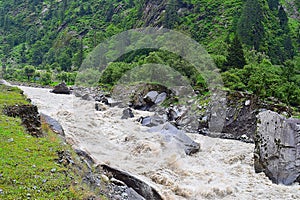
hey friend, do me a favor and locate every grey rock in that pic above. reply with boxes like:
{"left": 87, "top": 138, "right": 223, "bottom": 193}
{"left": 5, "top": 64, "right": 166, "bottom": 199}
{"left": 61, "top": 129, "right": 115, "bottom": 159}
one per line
{"left": 255, "top": 110, "right": 300, "bottom": 185}
{"left": 144, "top": 91, "right": 159, "bottom": 104}
{"left": 149, "top": 123, "right": 200, "bottom": 155}
{"left": 245, "top": 100, "right": 251, "bottom": 106}
{"left": 40, "top": 113, "right": 64, "bottom": 136}
{"left": 125, "top": 188, "right": 145, "bottom": 200}
{"left": 101, "top": 164, "right": 163, "bottom": 200}
{"left": 81, "top": 93, "right": 93, "bottom": 101}
{"left": 155, "top": 92, "right": 167, "bottom": 104}
{"left": 121, "top": 108, "right": 134, "bottom": 119}
{"left": 0, "top": 188, "right": 3, "bottom": 195}
{"left": 139, "top": 115, "right": 166, "bottom": 127}
{"left": 51, "top": 82, "right": 70, "bottom": 94}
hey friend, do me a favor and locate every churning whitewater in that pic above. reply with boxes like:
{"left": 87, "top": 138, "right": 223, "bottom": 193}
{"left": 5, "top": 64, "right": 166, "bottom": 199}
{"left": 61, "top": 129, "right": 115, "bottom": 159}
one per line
{"left": 18, "top": 86, "right": 300, "bottom": 200}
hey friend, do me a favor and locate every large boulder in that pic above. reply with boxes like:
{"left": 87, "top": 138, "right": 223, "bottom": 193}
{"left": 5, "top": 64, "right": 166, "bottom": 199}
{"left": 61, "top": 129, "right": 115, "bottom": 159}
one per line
{"left": 149, "top": 123, "right": 200, "bottom": 155}
{"left": 51, "top": 82, "right": 71, "bottom": 94}
{"left": 254, "top": 110, "right": 300, "bottom": 185}
{"left": 40, "top": 113, "right": 65, "bottom": 136}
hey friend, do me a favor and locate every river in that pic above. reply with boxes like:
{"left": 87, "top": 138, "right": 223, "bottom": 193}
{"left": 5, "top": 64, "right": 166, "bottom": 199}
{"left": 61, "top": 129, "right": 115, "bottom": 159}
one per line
{"left": 18, "top": 86, "right": 300, "bottom": 200}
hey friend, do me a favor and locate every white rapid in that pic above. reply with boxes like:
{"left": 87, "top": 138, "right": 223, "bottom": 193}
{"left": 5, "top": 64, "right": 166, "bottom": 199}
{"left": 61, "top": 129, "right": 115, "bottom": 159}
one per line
{"left": 18, "top": 86, "right": 300, "bottom": 200}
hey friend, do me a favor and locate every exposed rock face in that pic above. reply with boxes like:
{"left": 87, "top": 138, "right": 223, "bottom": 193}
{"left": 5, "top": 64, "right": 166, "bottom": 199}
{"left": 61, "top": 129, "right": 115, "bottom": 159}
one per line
{"left": 254, "top": 110, "right": 300, "bottom": 185}
{"left": 198, "top": 92, "right": 258, "bottom": 142}
{"left": 3, "top": 104, "right": 42, "bottom": 137}
{"left": 51, "top": 82, "right": 71, "bottom": 94}
{"left": 199, "top": 91, "right": 293, "bottom": 143}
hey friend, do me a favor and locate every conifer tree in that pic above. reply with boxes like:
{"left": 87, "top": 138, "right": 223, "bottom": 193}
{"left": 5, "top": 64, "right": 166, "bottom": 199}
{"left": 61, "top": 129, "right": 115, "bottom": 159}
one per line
{"left": 237, "top": 0, "right": 264, "bottom": 50}
{"left": 164, "top": 0, "right": 179, "bottom": 29}
{"left": 225, "top": 35, "right": 246, "bottom": 70}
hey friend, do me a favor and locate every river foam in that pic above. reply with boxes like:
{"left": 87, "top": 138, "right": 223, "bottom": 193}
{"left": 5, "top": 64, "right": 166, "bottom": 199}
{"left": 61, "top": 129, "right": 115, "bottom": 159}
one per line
{"left": 18, "top": 86, "right": 300, "bottom": 200}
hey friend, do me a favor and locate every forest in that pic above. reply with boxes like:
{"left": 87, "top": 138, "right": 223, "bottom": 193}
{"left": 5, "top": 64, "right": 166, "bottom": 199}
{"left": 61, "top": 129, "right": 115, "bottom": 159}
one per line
{"left": 0, "top": 0, "right": 299, "bottom": 108}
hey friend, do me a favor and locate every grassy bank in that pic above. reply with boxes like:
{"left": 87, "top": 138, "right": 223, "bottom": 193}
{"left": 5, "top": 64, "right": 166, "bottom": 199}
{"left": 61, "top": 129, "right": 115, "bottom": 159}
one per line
{"left": 0, "top": 85, "right": 104, "bottom": 199}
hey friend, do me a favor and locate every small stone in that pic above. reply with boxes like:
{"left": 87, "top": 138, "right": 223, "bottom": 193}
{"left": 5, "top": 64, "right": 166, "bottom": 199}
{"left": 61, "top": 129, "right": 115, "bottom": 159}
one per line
{"left": 245, "top": 100, "right": 251, "bottom": 106}
{"left": 0, "top": 188, "right": 3, "bottom": 194}
{"left": 8, "top": 138, "right": 14, "bottom": 143}
{"left": 32, "top": 165, "right": 36, "bottom": 168}
{"left": 50, "top": 168, "right": 56, "bottom": 173}
{"left": 122, "top": 192, "right": 128, "bottom": 198}
{"left": 27, "top": 193, "right": 31, "bottom": 197}
{"left": 42, "top": 179, "right": 47, "bottom": 183}
{"left": 101, "top": 174, "right": 109, "bottom": 182}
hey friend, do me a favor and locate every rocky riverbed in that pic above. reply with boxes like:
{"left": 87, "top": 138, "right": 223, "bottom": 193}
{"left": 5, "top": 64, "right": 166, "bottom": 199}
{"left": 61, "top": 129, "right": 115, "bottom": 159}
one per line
{"left": 17, "top": 86, "right": 300, "bottom": 199}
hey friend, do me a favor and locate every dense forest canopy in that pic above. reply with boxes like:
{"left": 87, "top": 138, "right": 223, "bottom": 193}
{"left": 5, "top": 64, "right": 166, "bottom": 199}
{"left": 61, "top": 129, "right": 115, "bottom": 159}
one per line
{"left": 0, "top": 0, "right": 299, "bottom": 107}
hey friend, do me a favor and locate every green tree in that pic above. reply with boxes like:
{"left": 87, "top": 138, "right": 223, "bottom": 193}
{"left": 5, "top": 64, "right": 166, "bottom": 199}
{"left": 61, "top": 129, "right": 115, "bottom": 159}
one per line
{"left": 268, "top": 0, "right": 279, "bottom": 10}
{"left": 237, "top": 0, "right": 264, "bottom": 50}
{"left": 225, "top": 35, "right": 246, "bottom": 70}
{"left": 24, "top": 65, "right": 35, "bottom": 81}
{"left": 164, "top": 0, "right": 179, "bottom": 29}
{"left": 278, "top": 5, "right": 288, "bottom": 30}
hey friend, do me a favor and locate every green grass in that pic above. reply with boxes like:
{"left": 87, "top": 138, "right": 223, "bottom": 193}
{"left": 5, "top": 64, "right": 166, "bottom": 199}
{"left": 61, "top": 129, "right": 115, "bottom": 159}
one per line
{"left": 0, "top": 85, "right": 101, "bottom": 199}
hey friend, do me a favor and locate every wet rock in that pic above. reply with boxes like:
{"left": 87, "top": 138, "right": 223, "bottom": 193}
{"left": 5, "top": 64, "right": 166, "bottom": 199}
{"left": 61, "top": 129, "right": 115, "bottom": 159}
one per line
{"left": 254, "top": 111, "right": 300, "bottom": 185}
{"left": 139, "top": 115, "right": 166, "bottom": 127}
{"left": 95, "top": 103, "right": 107, "bottom": 111}
{"left": 155, "top": 92, "right": 167, "bottom": 104}
{"left": 166, "top": 105, "right": 199, "bottom": 133}
{"left": 121, "top": 108, "right": 134, "bottom": 119}
{"left": 3, "top": 104, "right": 42, "bottom": 137}
{"left": 144, "top": 91, "right": 159, "bottom": 104}
{"left": 51, "top": 82, "right": 70, "bottom": 94}
{"left": 81, "top": 94, "right": 93, "bottom": 101}
{"left": 40, "top": 113, "right": 65, "bottom": 136}
{"left": 167, "top": 108, "right": 179, "bottom": 121}
{"left": 101, "top": 164, "right": 162, "bottom": 200}
{"left": 149, "top": 123, "right": 200, "bottom": 155}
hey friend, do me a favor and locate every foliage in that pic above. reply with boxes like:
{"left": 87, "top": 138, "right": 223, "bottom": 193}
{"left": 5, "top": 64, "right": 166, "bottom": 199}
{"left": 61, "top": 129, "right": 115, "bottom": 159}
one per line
{"left": 0, "top": 0, "right": 298, "bottom": 107}
{"left": 237, "top": 0, "right": 264, "bottom": 50}
{"left": 225, "top": 34, "right": 246, "bottom": 70}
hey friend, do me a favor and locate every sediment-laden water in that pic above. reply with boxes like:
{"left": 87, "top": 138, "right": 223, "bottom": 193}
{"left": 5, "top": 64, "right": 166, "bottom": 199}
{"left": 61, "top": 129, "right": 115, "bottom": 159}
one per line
{"left": 18, "top": 86, "right": 300, "bottom": 200}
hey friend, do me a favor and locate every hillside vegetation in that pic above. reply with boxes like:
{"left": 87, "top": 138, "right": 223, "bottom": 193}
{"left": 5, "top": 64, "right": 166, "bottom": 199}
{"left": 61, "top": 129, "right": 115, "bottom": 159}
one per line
{"left": 0, "top": 0, "right": 299, "bottom": 108}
